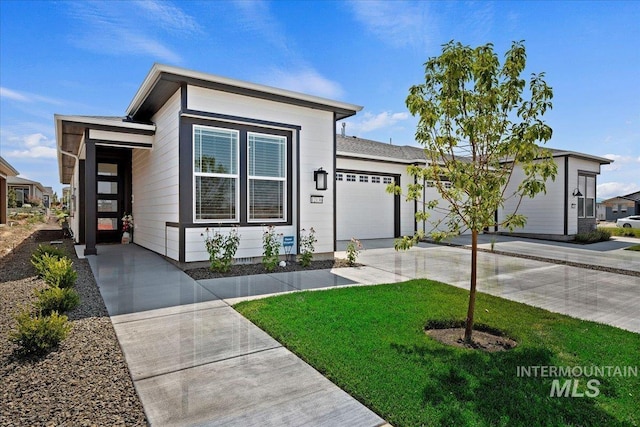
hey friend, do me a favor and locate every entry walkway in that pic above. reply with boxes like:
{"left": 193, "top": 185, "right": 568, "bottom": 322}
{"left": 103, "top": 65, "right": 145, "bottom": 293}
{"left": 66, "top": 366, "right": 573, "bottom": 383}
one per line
{"left": 87, "top": 244, "right": 385, "bottom": 427}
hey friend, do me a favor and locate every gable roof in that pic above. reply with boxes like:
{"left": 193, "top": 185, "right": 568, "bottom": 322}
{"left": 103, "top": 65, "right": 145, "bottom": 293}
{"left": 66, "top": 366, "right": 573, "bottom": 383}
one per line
{"left": 0, "top": 156, "right": 19, "bottom": 177}
{"left": 7, "top": 176, "right": 46, "bottom": 193}
{"left": 127, "top": 64, "right": 363, "bottom": 122}
{"left": 337, "top": 135, "right": 426, "bottom": 163}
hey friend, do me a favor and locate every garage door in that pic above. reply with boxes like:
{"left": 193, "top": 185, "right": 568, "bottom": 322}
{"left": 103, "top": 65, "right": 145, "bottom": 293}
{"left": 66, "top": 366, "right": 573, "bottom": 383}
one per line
{"left": 336, "top": 172, "right": 395, "bottom": 240}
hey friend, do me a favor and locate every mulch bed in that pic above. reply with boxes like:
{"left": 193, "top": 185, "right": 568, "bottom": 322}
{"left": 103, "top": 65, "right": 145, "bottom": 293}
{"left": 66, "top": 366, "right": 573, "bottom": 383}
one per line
{"left": 0, "top": 225, "right": 147, "bottom": 426}
{"left": 426, "top": 328, "right": 518, "bottom": 352}
{"left": 185, "top": 258, "right": 357, "bottom": 280}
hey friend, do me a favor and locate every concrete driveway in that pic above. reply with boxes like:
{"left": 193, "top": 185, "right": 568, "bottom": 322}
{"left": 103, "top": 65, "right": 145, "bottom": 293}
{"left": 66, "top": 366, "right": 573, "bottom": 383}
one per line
{"left": 335, "top": 240, "right": 639, "bottom": 333}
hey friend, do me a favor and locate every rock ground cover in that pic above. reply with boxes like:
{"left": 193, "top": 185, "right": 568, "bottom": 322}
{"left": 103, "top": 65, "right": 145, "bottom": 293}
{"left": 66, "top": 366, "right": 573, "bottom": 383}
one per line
{"left": 0, "top": 223, "right": 147, "bottom": 427}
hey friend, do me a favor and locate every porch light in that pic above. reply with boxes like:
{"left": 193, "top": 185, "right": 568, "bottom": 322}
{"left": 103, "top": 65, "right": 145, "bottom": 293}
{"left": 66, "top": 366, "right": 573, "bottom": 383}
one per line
{"left": 572, "top": 188, "right": 583, "bottom": 197}
{"left": 314, "top": 168, "right": 328, "bottom": 191}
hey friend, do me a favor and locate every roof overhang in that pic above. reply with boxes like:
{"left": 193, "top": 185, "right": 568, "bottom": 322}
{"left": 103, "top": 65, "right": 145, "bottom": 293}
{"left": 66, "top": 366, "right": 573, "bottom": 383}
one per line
{"left": 0, "top": 156, "right": 19, "bottom": 177}
{"left": 55, "top": 115, "right": 155, "bottom": 184}
{"left": 549, "top": 149, "right": 612, "bottom": 165}
{"left": 127, "top": 64, "right": 363, "bottom": 122}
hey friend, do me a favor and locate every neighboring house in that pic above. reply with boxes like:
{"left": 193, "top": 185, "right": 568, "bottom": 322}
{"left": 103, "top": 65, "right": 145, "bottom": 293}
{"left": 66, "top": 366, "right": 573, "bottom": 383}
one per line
{"left": 601, "top": 191, "right": 640, "bottom": 221}
{"left": 0, "top": 156, "right": 19, "bottom": 224}
{"left": 42, "top": 186, "right": 54, "bottom": 208}
{"left": 7, "top": 176, "right": 46, "bottom": 208}
{"left": 56, "top": 64, "right": 362, "bottom": 259}
{"left": 336, "top": 135, "right": 611, "bottom": 241}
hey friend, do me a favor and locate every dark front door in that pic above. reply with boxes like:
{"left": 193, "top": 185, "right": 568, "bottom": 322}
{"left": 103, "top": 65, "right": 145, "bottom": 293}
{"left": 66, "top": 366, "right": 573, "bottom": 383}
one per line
{"left": 96, "top": 148, "right": 131, "bottom": 243}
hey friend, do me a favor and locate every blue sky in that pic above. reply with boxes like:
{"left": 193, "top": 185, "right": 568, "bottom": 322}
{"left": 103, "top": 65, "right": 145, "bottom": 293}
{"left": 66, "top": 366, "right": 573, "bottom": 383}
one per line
{"left": 1, "top": 0, "right": 638, "bottom": 200}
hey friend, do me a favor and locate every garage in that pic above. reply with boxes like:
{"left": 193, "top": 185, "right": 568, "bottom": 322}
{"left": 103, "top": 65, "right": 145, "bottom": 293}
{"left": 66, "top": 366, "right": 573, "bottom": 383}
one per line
{"left": 336, "top": 171, "right": 398, "bottom": 240}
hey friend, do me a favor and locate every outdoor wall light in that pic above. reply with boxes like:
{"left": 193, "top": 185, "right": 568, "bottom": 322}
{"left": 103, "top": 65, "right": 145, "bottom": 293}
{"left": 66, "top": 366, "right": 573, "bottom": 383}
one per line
{"left": 314, "top": 168, "right": 328, "bottom": 191}
{"left": 572, "top": 188, "right": 583, "bottom": 197}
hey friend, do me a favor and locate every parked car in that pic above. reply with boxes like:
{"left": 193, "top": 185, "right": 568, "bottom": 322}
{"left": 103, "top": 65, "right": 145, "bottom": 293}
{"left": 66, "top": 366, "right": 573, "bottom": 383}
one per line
{"left": 616, "top": 216, "right": 640, "bottom": 229}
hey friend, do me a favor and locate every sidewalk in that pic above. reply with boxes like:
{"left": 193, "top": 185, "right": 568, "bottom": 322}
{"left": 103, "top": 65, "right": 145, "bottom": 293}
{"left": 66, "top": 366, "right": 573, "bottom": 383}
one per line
{"left": 87, "top": 244, "right": 385, "bottom": 427}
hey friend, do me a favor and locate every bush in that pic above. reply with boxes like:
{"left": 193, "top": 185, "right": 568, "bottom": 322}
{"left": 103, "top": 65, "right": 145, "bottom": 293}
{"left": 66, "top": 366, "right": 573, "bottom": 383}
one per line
{"left": 31, "top": 245, "right": 68, "bottom": 277}
{"left": 42, "top": 257, "right": 77, "bottom": 288}
{"left": 575, "top": 229, "right": 611, "bottom": 243}
{"left": 35, "top": 286, "right": 80, "bottom": 315}
{"left": 9, "top": 309, "right": 71, "bottom": 356}
{"left": 599, "top": 226, "right": 640, "bottom": 238}
{"left": 346, "top": 238, "right": 363, "bottom": 266}
{"left": 202, "top": 227, "right": 240, "bottom": 273}
{"left": 262, "top": 226, "right": 282, "bottom": 272}
{"left": 298, "top": 228, "right": 316, "bottom": 267}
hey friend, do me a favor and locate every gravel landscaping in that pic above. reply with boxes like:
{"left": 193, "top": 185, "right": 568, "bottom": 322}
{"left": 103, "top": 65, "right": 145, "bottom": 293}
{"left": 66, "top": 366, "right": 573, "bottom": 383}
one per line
{"left": 0, "top": 225, "right": 147, "bottom": 426}
{"left": 185, "top": 258, "right": 356, "bottom": 280}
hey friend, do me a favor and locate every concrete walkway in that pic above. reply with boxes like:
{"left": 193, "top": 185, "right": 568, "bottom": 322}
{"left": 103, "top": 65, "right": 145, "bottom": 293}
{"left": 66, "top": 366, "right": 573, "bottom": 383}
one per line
{"left": 87, "top": 245, "right": 385, "bottom": 427}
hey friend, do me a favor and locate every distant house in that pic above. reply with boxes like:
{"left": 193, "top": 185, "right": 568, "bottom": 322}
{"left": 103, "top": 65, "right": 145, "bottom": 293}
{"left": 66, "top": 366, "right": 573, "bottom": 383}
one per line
{"left": 42, "top": 186, "right": 54, "bottom": 208}
{"left": 336, "top": 135, "right": 611, "bottom": 241}
{"left": 600, "top": 191, "right": 640, "bottom": 221}
{"left": 56, "top": 64, "right": 361, "bottom": 259}
{"left": 6, "top": 176, "right": 46, "bottom": 208}
{"left": 0, "top": 156, "right": 19, "bottom": 224}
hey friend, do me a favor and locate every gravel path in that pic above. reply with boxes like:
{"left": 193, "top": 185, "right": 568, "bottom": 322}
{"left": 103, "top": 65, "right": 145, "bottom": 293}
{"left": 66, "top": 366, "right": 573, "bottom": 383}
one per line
{"left": 1, "top": 226, "right": 147, "bottom": 426}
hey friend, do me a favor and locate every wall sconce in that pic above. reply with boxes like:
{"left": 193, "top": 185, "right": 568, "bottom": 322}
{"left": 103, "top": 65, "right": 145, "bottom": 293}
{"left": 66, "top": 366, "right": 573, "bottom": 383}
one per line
{"left": 314, "top": 168, "right": 328, "bottom": 191}
{"left": 572, "top": 188, "right": 583, "bottom": 197}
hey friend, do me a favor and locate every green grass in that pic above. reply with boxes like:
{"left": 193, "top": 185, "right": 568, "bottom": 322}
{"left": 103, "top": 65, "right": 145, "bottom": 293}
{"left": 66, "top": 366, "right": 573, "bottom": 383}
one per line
{"left": 235, "top": 280, "right": 640, "bottom": 427}
{"left": 625, "top": 244, "right": 640, "bottom": 251}
{"left": 599, "top": 226, "right": 640, "bottom": 238}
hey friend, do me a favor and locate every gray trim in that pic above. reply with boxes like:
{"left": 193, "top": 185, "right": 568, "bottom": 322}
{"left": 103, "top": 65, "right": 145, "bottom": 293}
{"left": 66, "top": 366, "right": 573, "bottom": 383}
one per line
{"left": 79, "top": 160, "right": 85, "bottom": 244}
{"left": 93, "top": 140, "right": 153, "bottom": 149}
{"left": 564, "top": 156, "right": 569, "bottom": 235}
{"left": 182, "top": 109, "right": 302, "bottom": 131}
{"left": 64, "top": 120, "right": 155, "bottom": 135}
{"left": 337, "top": 153, "right": 423, "bottom": 166}
{"left": 178, "top": 104, "right": 191, "bottom": 263}
{"left": 336, "top": 168, "right": 402, "bottom": 238}
{"left": 296, "top": 128, "right": 301, "bottom": 255}
{"left": 333, "top": 115, "right": 337, "bottom": 251}
{"left": 84, "top": 138, "right": 97, "bottom": 256}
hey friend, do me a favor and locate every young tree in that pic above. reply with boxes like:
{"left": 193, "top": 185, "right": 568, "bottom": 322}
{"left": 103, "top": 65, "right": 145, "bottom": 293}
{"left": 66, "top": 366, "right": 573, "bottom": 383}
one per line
{"left": 396, "top": 41, "right": 557, "bottom": 343}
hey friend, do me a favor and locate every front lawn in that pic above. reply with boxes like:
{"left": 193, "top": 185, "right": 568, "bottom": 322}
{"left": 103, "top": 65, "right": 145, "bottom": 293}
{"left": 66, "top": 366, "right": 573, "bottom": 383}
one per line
{"left": 625, "top": 244, "right": 640, "bottom": 252}
{"left": 235, "top": 280, "right": 639, "bottom": 427}
{"left": 599, "top": 226, "right": 640, "bottom": 238}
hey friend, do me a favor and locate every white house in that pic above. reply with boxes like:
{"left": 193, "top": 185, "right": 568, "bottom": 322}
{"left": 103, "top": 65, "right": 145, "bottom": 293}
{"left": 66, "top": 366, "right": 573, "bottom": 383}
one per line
{"left": 1, "top": 156, "right": 19, "bottom": 224}
{"left": 336, "top": 135, "right": 611, "bottom": 241}
{"left": 56, "top": 64, "right": 362, "bottom": 260}
{"left": 6, "top": 176, "right": 46, "bottom": 208}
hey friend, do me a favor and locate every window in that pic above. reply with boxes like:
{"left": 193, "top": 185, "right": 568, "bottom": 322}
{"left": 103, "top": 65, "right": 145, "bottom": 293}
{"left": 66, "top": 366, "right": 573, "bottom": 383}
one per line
{"left": 248, "top": 132, "right": 286, "bottom": 221}
{"left": 383, "top": 177, "right": 392, "bottom": 184}
{"left": 194, "top": 126, "right": 239, "bottom": 221}
{"left": 346, "top": 174, "right": 356, "bottom": 182}
{"left": 336, "top": 173, "right": 343, "bottom": 181}
{"left": 359, "top": 175, "right": 368, "bottom": 183}
{"left": 425, "top": 180, "right": 435, "bottom": 188}
{"left": 371, "top": 176, "right": 381, "bottom": 183}
{"left": 577, "top": 174, "right": 596, "bottom": 218}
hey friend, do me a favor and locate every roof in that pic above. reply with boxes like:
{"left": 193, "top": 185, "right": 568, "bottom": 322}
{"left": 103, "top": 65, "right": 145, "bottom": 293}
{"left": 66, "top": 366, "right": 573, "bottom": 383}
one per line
{"left": 55, "top": 114, "right": 156, "bottom": 184}
{"left": 127, "top": 63, "right": 363, "bottom": 122}
{"left": 621, "top": 191, "right": 640, "bottom": 202}
{"left": 7, "top": 176, "right": 46, "bottom": 193}
{"left": 547, "top": 148, "right": 612, "bottom": 165}
{"left": 337, "top": 135, "right": 426, "bottom": 163}
{"left": 0, "top": 156, "right": 19, "bottom": 177}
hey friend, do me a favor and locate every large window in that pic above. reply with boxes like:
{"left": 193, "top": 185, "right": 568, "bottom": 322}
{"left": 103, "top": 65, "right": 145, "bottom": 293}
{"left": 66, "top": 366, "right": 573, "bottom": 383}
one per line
{"left": 577, "top": 174, "right": 595, "bottom": 218}
{"left": 194, "top": 126, "right": 239, "bottom": 221}
{"left": 193, "top": 124, "right": 290, "bottom": 224}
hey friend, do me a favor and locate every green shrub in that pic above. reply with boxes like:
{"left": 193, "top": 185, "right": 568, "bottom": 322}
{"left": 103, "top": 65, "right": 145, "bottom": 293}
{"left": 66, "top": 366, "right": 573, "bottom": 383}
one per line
{"left": 31, "top": 245, "right": 67, "bottom": 277}
{"left": 202, "top": 227, "right": 240, "bottom": 273}
{"left": 35, "top": 286, "right": 80, "bottom": 315}
{"left": 42, "top": 257, "right": 77, "bottom": 288}
{"left": 346, "top": 238, "right": 363, "bottom": 266}
{"left": 262, "top": 226, "right": 282, "bottom": 272}
{"left": 298, "top": 228, "right": 316, "bottom": 267}
{"left": 575, "top": 229, "right": 611, "bottom": 243}
{"left": 9, "top": 309, "right": 71, "bottom": 356}
{"left": 598, "top": 226, "right": 640, "bottom": 238}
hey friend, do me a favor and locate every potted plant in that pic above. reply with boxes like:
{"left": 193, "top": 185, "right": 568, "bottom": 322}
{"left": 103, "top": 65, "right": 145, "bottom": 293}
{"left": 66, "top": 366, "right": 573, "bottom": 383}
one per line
{"left": 121, "top": 214, "right": 133, "bottom": 244}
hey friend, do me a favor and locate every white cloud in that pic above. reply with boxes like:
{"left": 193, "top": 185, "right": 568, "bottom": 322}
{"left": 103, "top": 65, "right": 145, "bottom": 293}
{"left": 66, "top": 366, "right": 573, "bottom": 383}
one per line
{"left": 0, "top": 87, "right": 29, "bottom": 102}
{"left": 348, "top": 0, "right": 435, "bottom": 50}
{"left": 0, "top": 87, "right": 63, "bottom": 105}
{"left": 4, "top": 133, "right": 56, "bottom": 159}
{"left": 263, "top": 68, "right": 345, "bottom": 100}
{"left": 601, "top": 153, "right": 640, "bottom": 171}
{"left": 68, "top": 0, "right": 201, "bottom": 63}
{"left": 597, "top": 182, "right": 640, "bottom": 200}
{"left": 232, "top": 0, "right": 290, "bottom": 53}
{"left": 344, "top": 111, "right": 410, "bottom": 134}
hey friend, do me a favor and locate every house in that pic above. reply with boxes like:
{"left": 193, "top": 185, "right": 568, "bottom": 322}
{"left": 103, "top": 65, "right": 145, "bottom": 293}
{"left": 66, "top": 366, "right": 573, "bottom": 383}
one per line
{"left": 6, "top": 176, "right": 46, "bottom": 208}
{"left": 336, "top": 135, "right": 611, "bottom": 241}
{"left": 0, "top": 156, "right": 19, "bottom": 225}
{"left": 600, "top": 191, "right": 640, "bottom": 221}
{"left": 42, "top": 186, "right": 54, "bottom": 208}
{"left": 56, "top": 64, "right": 362, "bottom": 259}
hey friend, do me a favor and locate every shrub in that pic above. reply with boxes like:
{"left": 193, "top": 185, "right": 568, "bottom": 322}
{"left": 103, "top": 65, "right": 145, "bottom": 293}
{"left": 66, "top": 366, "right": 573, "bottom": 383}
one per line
{"left": 575, "top": 229, "right": 611, "bottom": 243}
{"left": 32, "top": 244, "right": 67, "bottom": 263}
{"left": 42, "top": 257, "right": 77, "bottom": 288}
{"left": 262, "top": 226, "right": 282, "bottom": 272}
{"left": 35, "top": 286, "right": 80, "bottom": 315}
{"left": 202, "top": 227, "right": 240, "bottom": 273}
{"left": 9, "top": 309, "right": 71, "bottom": 356}
{"left": 298, "top": 227, "right": 316, "bottom": 267}
{"left": 598, "top": 226, "right": 640, "bottom": 238}
{"left": 346, "top": 238, "right": 363, "bottom": 266}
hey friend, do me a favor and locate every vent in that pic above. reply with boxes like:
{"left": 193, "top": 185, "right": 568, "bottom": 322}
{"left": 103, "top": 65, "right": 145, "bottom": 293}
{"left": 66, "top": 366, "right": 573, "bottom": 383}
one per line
{"left": 234, "top": 257, "right": 253, "bottom": 265}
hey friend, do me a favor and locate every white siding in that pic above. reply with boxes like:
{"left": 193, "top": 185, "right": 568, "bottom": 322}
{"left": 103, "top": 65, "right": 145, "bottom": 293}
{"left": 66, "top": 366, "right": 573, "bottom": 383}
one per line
{"left": 132, "top": 90, "right": 180, "bottom": 259}
{"left": 185, "top": 85, "right": 335, "bottom": 260}
{"left": 498, "top": 158, "right": 565, "bottom": 235}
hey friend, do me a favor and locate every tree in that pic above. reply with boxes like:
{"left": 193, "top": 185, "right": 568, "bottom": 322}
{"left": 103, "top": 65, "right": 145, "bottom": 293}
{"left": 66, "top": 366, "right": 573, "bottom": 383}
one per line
{"left": 395, "top": 41, "right": 557, "bottom": 343}
{"left": 8, "top": 188, "right": 17, "bottom": 208}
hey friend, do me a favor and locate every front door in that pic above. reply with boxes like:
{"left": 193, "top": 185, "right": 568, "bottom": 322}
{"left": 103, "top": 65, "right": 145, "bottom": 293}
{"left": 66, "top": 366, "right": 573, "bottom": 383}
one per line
{"left": 96, "top": 148, "right": 131, "bottom": 243}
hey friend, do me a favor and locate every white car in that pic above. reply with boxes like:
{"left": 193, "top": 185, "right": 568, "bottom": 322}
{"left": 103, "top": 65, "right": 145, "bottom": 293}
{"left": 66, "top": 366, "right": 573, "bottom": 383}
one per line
{"left": 616, "top": 216, "right": 640, "bottom": 229}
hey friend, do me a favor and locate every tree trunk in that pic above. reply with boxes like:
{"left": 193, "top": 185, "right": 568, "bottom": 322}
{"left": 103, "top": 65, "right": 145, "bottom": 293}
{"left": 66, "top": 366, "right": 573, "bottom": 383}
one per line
{"left": 464, "top": 229, "right": 478, "bottom": 343}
